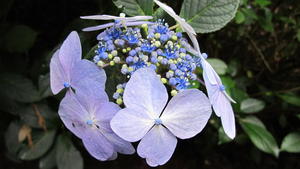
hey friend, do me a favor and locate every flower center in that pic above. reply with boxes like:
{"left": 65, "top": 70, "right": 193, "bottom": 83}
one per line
{"left": 219, "top": 85, "right": 226, "bottom": 91}
{"left": 154, "top": 118, "right": 162, "bottom": 125}
{"left": 86, "top": 119, "right": 93, "bottom": 126}
{"left": 63, "top": 82, "right": 70, "bottom": 88}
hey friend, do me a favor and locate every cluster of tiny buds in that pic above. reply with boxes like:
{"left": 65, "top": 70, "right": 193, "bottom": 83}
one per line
{"left": 93, "top": 20, "right": 202, "bottom": 103}
{"left": 112, "top": 83, "right": 126, "bottom": 105}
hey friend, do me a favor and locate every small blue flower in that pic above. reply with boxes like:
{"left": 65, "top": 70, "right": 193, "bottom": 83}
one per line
{"left": 141, "top": 43, "right": 156, "bottom": 53}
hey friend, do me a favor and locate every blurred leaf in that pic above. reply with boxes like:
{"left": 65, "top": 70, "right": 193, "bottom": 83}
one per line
{"left": 0, "top": 74, "right": 40, "bottom": 103}
{"left": 39, "top": 147, "right": 56, "bottom": 169}
{"left": 235, "top": 10, "right": 245, "bottom": 24}
{"left": 259, "top": 8, "right": 274, "bottom": 32}
{"left": 0, "top": 94, "right": 22, "bottom": 114}
{"left": 297, "top": 29, "right": 300, "bottom": 42}
{"left": 5, "top": 121, "right": 23, "bottom": 156}
{"left": 113, "top": 0, "right": 154, "bottom": 16}
{"left": 218, "top": 127, "right": 232, "bottom": 145}
{"left": 240, "top": 117, "right": 279, "bottom": 157}
{"left": 56, "top": 135, "right": 83, "bottom": 169}
{"left": 84, "top": 44, "right": 98, "bottom": 60}
{"left": 2, "top": 25, "right": 38, "bottom": 53}
{"left": 240, "top": 98, "right": 265, "bottom": 113}
{"left": 19, "top": 130, "right": 56, "bottom": 160}
{"left": 241, "top": 8, "right": 258, "bottom": 24}
{"left": 241, "top": 115, "right": 266, "bottom": 128}
{"left": 39, "top": 73, "right": 53, "bottom": 99}
{"left": 277, "top": 93, "right": 300, "bottom": 107}
{"left": 19, "top": 104, "right": 58, "bottom": 129}
{"left": 254, "top": 0, "right": 271, "bottom": 7}
{"left": 280, "top": 132, "right": 300, "bottom": 153}
{"left": 207, "top": 58, "right": 228, "bottom": 75}
{"left": 180, "top": 0, "right": 240, "bottom": 33}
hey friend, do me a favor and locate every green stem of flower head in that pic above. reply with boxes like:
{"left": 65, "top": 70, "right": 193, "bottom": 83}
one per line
{"left": 196, "top": 78, "right": 205, "bottom": 86}
{"left": 141, "top": 24, "right": 148, "bottom": 38}
{"left": 169, "top": 24, "right": 179, "bottom": 30}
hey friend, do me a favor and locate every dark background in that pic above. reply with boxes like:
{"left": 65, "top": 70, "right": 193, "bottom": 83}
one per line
{"left": 0, "top": 0, "right": 300, "bottom": 169}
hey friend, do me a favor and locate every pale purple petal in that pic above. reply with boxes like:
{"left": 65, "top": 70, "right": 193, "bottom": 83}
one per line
{"left": 82, "top": 23, "right": 115, "bottom": 32}
{"left": 82, "top": 129, "right": 114, "bottom": 161}
{"left": 71, "top": 59, "right": 107, "bottom": 89}
{"left": 59, "top": 31, "right": 81, "bottom": 78}
{"left": 202, "top": 59, "right": 219, "bottom": 85}
{"left": 80, "top": 15, "right": 120, "bottom": 20}
{"left": 104, "top": 132, "right": 135, "bottom": 155}
{"left": 94, "top": 102, "right": 120, "bottom": 132}
{"left": 110, "top": 108, "right": 154, "bottom": 142}
{"left": 153, "top": 0, "right": 196, "bottom": 35}
{"left": 81, "top": 15, "right": 152, "bottom": 21}
{"left": 212, "top": 93, "right": 236, "bottom": 139}
{"left": 161, "top": 89, "right": 212, "bottom": 139}
{"left": 123, "top": 68, "right": 168, "bottom": 119}
{"left": 108, "top": 152, "right": 118, "bottom": 161}
{"left": 58, "top": 91, "right": 89, "bottom": 138}
{"left": 124, "top": 21, "right": 154, "bottom": 27}
{"left": 73, "top": 80, "right": 109, "bottom": 117}
{"left": 203, "top": 65, "right": 236, "bottom": 138}
{"left": 50, "top": 49, "right": 66, "bottom": 94}
{"left": 137, "top": 125, "right": 177, "bottom": 167}
{"left": 125, "top": 16, "right": 153, "bottom": 21}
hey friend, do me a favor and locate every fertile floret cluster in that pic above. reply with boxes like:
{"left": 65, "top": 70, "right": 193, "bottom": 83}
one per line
{"left": 93, "top": 20, "right": 200, "bottom": 104}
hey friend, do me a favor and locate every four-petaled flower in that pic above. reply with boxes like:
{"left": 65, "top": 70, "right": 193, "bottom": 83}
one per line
{"left": 59, "top": 80, "right": 135, "bottom": 160}
{"left": 50, "top": 31, "right": 106, "bottom": 94}
{"left": 111, "top": 68, "right": 212, "bottom": 166}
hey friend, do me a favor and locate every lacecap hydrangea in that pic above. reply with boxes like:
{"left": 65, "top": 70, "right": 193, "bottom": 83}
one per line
{"left": 50, "top": 0, "right": 236, "bottom": 167}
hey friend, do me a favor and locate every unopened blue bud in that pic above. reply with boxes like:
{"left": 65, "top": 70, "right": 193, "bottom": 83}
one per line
{"left": 169, "top": 78, "right": 177, "bottom": 86}
{"left": 126, "top": 56, "right": 134, "bottom": 63}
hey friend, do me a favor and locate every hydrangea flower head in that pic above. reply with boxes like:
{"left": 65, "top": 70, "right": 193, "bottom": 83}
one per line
{"left": 111, "top": 68, "right": 212, "bottom": 166}
{"left": 59, "top": 80, "right": 135, "bottom": 160}
{"left": 50, "top": 31, "right": 106, "bottom": 94}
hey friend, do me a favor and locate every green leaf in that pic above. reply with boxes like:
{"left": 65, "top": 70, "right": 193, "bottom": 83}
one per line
{"left": 277, "top": 93, "right": 300, "bottom": 107}
{"left": 2, "top": 25, "right": 38, "bottom": 53}
{"left": 207, "top": 58, "right": 228, "bottom": 75}
{"left": 5, "top": 121, "right": 23, "bottom": 156}
{"left": 240, "top": 98, "right": 265, "bottom": 113}
{"left": 180, "top": 0, "right": 240, "bottom": 33}
{"left": 281, "top": 132, "right": 300, "bottom": 153}
{"left": 113, "top": 0, "right": 154, "bottom": 16}
{"left": 254, "top": 0, "right": 271, "bottom": 7}
{"left": 235, "top": 10, "right": 245, "bottom": 24}
{"left": 56, "top": 135, "right": 83, "bottom": 169}
{"left": 239, "top": 118, "right": 279, "bottom": 157}
{"left": 18, "top": 104, "right": 58, "bottom": 129}
{"left": 296, "top": 29, "right": 300, "bottom": 42}
{"left": 19, "top": 130, "right": 56, "bottom": 160}
{"left": 39, "top": 73, "right": 53, "bottom": 99}
{"left": 84, "top": 44, "right": 98, "bottom": 60}
{"left": 259, "top": 8, "right": 274, "bottom": 32}
{"left": 0, "top": 74, "right": 40, "bottom": 103}
{"left": 39, "top": 147, "right": 56, "bottom": 169}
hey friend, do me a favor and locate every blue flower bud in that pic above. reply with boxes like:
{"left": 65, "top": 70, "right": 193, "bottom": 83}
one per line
{"left": 129, "top": 50, "right": 137, "bottom": 56}
{"left": 170, "top": 64, "right": 177, "bottom": 70}
{"left": 126, "top": 56, "right": 134, "bottom": 63}
{"left": 169, "top": 77, "right": 177, "bottom": 86}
